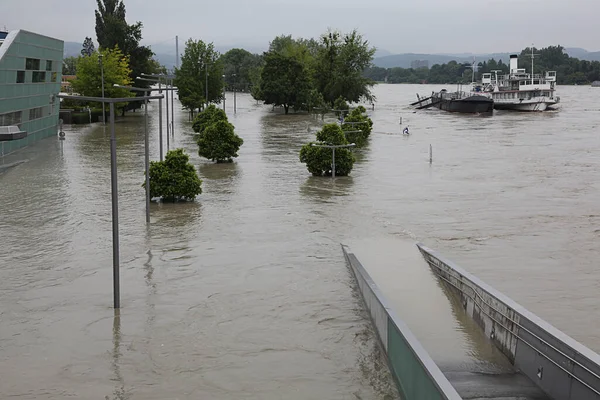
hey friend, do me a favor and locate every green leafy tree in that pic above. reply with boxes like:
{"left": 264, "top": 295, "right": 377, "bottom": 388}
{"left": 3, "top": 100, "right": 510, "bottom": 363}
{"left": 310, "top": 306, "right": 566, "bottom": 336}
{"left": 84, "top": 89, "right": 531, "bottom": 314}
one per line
{"left": 192, "top": 104, "right": 227, "bottom": 134}
{"left": 71, "top": 48, "right": 134, "bottom": 111}
{"left": 258, "top": 50, "right": 311, "bottom": 114}
{"left": 145, "top": 149, "right": 202, "bottom": 202}
{"left": 221, "top": 48, "right": 263, "bottom": 92}
{"left": 174, "top": 39, "right": 224, "bottom": 114}
{"left": 81, "top": 37, "right": 96, "bottom": 56}
{"left": 314, "top": 29, "right": 376, "bottom": 106}
{"left": 333, "top": 96, "right": 349, "bottom": 117}
{"left": 197, "top": 120, "right": 244, "bottom": 163}
{"left": 62, "top": 56, "right": 79, "bottom": 75}
{"left": 299, "top": 123, "right": 355, "bottom": 176}
{"left": 341, "top": 106, "right": 373, "bottom": 147}
{"left": 95, "top": 0, "right": 157, "bottom": 104}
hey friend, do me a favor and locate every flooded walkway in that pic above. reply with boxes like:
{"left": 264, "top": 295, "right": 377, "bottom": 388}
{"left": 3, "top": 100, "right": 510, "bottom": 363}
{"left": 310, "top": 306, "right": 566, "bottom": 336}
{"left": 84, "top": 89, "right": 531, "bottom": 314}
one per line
{"left": 349, "top": 237, "right": 550, "bottom": 399}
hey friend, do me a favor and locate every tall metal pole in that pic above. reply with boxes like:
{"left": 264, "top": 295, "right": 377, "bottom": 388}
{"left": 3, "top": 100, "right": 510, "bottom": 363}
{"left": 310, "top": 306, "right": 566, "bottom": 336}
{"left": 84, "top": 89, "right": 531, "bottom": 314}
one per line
{"left": 158, "top": 82, "right": 163, "bottom": 161}
{"left": 165, "top": 76, "right": 170, "bottom": 138}
{"left": 205, "top": 61, "right": 209, "bottom": 109}
{"left": 223, "top": 75, "right": 226, "bottom": 111}
{"left": 332, "top": 148, "right": 336, "bottom": 178}
{"left": 233, "top": 74, "right": 237, "bottom": 114}
{"left": 175, "top": 36, "right": 179, "bottom": 68}
{"left": 99, "top": 54, "right": 106, "bottom": 125}
{"left": 144, "top": 92, "right": 150, "bottom": 223}
{"left": 170, "top": 78, "right": 174, "bottom": 136}
{"left": 109, "top": 103, "right": 120, "bottom": 309}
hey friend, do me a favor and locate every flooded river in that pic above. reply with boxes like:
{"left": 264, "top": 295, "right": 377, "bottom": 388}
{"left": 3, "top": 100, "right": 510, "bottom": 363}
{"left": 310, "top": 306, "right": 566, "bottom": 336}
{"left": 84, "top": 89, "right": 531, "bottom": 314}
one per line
{"left": 1, "top": 84, "right": 599, "bottom": 399}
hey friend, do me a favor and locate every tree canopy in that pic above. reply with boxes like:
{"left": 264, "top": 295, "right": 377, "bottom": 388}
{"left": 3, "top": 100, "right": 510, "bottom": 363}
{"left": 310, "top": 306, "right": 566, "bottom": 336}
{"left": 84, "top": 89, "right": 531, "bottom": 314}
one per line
{"left": 299, "top": 124, "right": 355, "bottom": 177}
{"left": 259, "top": 50, "right": 312, "bottom": 114}
{"left": 71, "top": 47, "right": 134, "bottom": 110}
{"left": 95, "top": 0, "right": 158, "bottom": 97}
{"left": 220, "top": 48, "right": 263, "bottom": 92}
{"left": 174, "top": 39, "right": 224, "bottom": 113}
{"left": 145, "top": 149, "right": 203, "bottom": 202}
{"left": 252, "top": 29, "right": 376, "bottom": 113}
{"left": 192, "top": 104, "right": 227, "bottom": 134}
{"left": 193, "top": 105, "right": 244, "bottom": 163}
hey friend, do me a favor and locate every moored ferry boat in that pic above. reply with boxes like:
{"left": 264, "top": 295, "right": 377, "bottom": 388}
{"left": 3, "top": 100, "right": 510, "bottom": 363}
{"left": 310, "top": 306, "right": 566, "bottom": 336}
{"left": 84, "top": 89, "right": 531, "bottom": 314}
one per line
{"left": 479, "top": 53, "right": 559, "bottom": 111}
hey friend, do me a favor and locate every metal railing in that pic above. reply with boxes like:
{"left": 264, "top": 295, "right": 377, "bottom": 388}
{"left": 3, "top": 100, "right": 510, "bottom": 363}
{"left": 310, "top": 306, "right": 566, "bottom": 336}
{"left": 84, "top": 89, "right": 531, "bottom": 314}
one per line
{"left": 425, "top": 257, "right": 600, "bottom": 396}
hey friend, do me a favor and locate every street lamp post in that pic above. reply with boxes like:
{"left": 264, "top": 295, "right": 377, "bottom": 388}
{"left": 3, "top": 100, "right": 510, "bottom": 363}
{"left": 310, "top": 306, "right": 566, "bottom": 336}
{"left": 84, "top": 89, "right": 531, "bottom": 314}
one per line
{"left": 205, "top": 61, "right": 209, "bottom": 109}
{"left": 114, "top": 83, "right": 167, "bottom": 224}
{"left": 98, "top": 54, "right": 106, "bottom": 125}
{"left": 222, "top": 74, "right": 226, "bottom": 111}
{"left": 170, "top": 77, "right": 175, "bottom": 136}
{"left": 233, "top": 73, "right": 237, "bottom": 114}
{"left": 138, "top": 75, "right": 178, "bottom": 159}
{"left": 57, "top": 93, "right": 165, "bottom": 309}
{"left": 311, "top": 142, "right": 356, "bottom": 178}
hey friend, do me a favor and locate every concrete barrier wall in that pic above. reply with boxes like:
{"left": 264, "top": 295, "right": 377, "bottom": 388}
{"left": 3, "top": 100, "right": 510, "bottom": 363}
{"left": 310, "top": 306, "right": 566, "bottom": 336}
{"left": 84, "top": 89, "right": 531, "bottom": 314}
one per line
{"left": 342, "top": 246, "right": 462, "bottom": 400}
{"left": 417, "top": 243, "right": 600, "bottom": 400}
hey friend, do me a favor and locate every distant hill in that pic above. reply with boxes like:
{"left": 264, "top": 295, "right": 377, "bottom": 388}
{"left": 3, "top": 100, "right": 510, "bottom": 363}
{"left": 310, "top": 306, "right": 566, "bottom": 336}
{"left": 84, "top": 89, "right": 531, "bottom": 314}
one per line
{"left": 64, "top": 40, "right": 600, "bottom": 70}
{"left": 373, "top": 48, "right": 600, "bottom": 68}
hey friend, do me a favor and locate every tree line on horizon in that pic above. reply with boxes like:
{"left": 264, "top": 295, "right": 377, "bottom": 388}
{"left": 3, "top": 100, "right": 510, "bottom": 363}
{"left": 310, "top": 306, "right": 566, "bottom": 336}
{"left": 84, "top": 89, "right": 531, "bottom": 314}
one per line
{"left": 363, "top": 45, "right": 600, "bottom": 85}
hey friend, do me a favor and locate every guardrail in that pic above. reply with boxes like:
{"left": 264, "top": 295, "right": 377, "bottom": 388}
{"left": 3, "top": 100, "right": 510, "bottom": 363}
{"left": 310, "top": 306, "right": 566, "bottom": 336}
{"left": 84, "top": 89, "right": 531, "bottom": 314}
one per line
{"left": 417, "top": 243, "right": 600, "bottom": 400}
{"left": 342, "top": 245, "right": 462, "bottom": 400}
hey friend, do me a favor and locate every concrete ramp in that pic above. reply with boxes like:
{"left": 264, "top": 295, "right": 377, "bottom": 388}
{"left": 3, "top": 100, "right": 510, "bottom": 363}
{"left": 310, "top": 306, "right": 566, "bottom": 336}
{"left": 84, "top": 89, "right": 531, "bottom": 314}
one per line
{"left": 344, "top": 238, "right": 551, "bottom": 399}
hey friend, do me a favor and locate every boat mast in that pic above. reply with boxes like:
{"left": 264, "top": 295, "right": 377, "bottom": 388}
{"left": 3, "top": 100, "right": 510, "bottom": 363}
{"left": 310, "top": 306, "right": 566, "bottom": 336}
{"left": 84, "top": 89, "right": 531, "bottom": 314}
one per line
{"left": 529, "top": 44, "right": 540, "bottom": 76}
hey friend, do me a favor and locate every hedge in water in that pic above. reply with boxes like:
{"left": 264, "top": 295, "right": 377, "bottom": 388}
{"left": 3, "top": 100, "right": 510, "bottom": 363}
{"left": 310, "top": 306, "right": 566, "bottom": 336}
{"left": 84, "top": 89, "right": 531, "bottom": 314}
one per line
{"left": 192, "top": 104, "right": 227, "bottom": 134}
{"left": 341, "top": 106, "right": 373, "bottom": 147}
{"left": 144, "top": 148, "right": 202, "bottom": 201}
{"left": 299, "top": 123, "right": 355, "bottom": 176}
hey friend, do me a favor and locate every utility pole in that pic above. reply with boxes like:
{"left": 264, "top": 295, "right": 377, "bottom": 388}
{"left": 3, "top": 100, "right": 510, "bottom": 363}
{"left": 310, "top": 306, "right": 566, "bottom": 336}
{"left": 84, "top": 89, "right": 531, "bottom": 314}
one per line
{"left": 99, "top": 54, "right": 106, "bottom": 124}
{"left": 205, "top": 59, "right": 209, "bottom": 109}
{"left": 233, "top": 73, "right": 237, "bottom": 114}
{"left": 175, "top": 36, "right": 179, "bottom": 68}
{"left": 171, "top": 77, "right": 175, "bottom": 136}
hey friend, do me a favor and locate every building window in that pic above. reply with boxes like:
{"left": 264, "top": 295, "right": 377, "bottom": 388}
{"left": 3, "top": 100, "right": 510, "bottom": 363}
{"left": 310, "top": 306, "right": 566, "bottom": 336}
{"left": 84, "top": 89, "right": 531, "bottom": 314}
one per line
{"left": 51, "top": 72, "right": 58, "bottom": 82}
{"left": 46, "top": 60, "right": 53, "bottom": 71}
{"left": 32, "top": 71, "right": 46, "bottom": 83}
{"left": 0, "top": 111, "right": 23, "bottom": 126}
{"left": 26, "top": 58, "right": 41, "bottom": 70}
{"left": 29, "top": 107, "right": 45, "bottom": 120}
{"left": 16, "top": 70, "right": 25, "bottom": 83}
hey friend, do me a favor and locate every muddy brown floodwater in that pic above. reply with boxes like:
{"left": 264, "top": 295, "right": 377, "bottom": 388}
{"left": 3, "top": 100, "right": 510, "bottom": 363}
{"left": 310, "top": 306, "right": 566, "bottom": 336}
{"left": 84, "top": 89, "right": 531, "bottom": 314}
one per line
{"left": 1, "top": 84, "right": 599, "bottom": 399}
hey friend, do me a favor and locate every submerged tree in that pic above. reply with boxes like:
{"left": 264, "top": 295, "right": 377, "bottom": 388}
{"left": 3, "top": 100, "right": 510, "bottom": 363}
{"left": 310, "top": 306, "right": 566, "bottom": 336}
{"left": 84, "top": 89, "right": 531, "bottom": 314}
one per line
{"left": 71, "top": 47, "right": 134, "bottom": 111}
{"left": 258, "top": 50, "right": 311, "bottom": 114}
{"left": 299, "top": 124, "right": 355, "bottom": 176}
{"left": 314, "top": 29, "right": 376, "bottom": 106}
{"left": 192, "top": 104, "right": 227, "bottom": 134}
{"left": 145, "top": 149, "right": 202, "bottom": 202}
{"left": 175, "top": 39, "right": 224, "bottom": 115}
{"left": 341, "top": 106, "right": 373, "bottom": 147}
{"left": 197, "top": 120, "right": 244, "bottom": 163}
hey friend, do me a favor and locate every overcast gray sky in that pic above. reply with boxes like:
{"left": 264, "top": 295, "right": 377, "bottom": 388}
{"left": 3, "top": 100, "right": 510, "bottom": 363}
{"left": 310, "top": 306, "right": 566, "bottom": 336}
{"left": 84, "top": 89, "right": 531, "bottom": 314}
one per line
{"left": 2, "top": 0, "right": 599, "bottom": 54}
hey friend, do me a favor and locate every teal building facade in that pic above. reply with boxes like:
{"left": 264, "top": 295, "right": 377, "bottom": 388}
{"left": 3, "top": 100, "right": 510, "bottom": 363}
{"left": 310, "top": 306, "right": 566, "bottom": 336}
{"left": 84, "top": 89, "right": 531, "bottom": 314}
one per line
{"left": 0, "top": 30, "right": 64, "bottom": 156}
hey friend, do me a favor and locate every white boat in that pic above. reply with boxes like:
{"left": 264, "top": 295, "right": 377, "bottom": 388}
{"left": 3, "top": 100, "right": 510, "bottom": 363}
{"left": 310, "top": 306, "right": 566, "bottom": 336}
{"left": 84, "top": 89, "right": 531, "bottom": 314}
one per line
{"left": 476, "top": 50, "right": 559, "bottom": 111}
